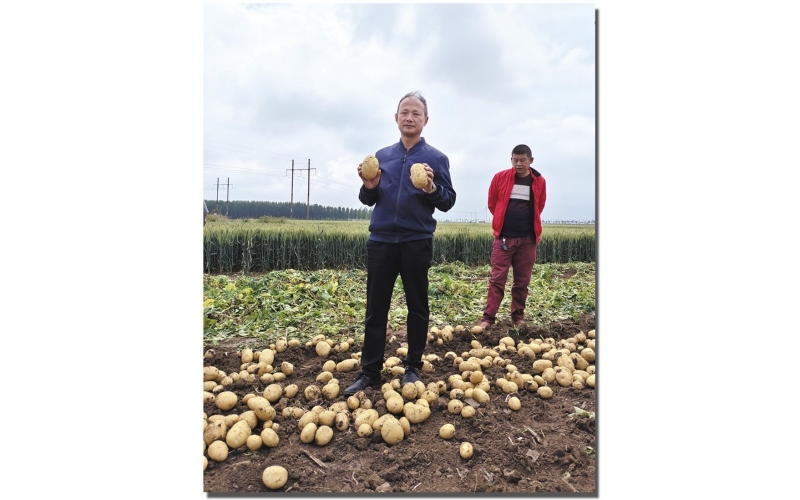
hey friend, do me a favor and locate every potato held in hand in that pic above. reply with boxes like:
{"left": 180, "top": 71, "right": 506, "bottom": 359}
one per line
{"left": 410, "top": 163, "right": 428, "bottom": 189}
{"left": 361, "top": 155, "right": 379, "bottom": 180}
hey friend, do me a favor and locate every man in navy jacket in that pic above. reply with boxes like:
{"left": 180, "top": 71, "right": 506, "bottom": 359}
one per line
{"left": 344, "top": 91, "right": 456, "bottom": 396}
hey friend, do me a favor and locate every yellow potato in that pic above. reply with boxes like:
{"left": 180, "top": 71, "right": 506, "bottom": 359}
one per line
{"left": 380, "top": 416, "right": 404, "bottom": 445}
{"left": 262, "top": 465, "right": 288, "bottom": 490}
{"left": 260, "top": 427, "right": 280, "bottom": 447}
{"left": 460, "top": 405, "right": 476, "bottom": 418}
{"left": 537, "top": 386, "right": 554, "bottom": 399}
{"left": 315, "top": 425, "right": 334, "bottom": 446}
{"left": 246, "top": 434, "right": 262, "bottom": 451}
{"left": 508, "top": 396, "right": 521, "bottom": 411}
{"left": 447, "top": 399, "right": 464, "bottom": 415}
{"left": 357, "top": 423, "right": 373, "bottom": 437}
{"left": 207, "top": 440, "right": 228, "bottom": 462}
{"left": 459, "top": 442, "right": 474, "bottom": 459}
{"left": 410, "top": 163, "right": 428, "bottom": 188}
{"left": 439, "top": 423, "right": 456, "bottom": 439}
{"left": 225, "top": 420, "right": 252, "bottom": 449}
{"left": 361, "top": 154, "right": 379, "bottom": 180}
{"left": 300, "top": 422, "right": 318, "bottom": 444}
{"left": 203, "top": 420, "right": 227, "bottom": 445}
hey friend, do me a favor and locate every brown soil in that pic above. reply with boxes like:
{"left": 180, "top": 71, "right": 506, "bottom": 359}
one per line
{"left": 203, "top": 314, "right": 596, "bottom": 493}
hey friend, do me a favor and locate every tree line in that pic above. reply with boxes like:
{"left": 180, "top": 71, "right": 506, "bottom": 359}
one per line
{"left": 206, "top": 200, "right": 373, "bottom": 220}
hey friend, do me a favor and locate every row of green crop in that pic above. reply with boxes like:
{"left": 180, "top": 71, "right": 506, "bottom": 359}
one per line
{"left": 203, "top": 228, "right": 595, "bottom": 273}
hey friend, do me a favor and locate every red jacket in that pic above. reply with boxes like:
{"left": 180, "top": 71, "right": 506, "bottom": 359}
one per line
{"left": 488, "top": 167, "right": 547, "bottom": 243}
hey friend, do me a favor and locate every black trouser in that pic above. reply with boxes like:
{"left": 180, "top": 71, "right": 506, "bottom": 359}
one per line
{"left": 360, "top": 238, "right": 432, "bottom": 377}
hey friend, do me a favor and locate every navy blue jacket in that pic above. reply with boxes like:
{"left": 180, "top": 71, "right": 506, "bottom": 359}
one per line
{"left": 359, "top": 137, "right": 456, "bottom": 243}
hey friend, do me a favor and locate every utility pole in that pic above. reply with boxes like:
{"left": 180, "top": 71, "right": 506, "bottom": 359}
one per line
{"left": 216, "top": 178, "right": 220, "bottom": 213}
{"left": 286, "top": 160, "right": 295, "bottom": 218}
{"left": 305, "top": 159, "right": 316, "bottom": 220}
{"left": 226, "top": 177, "right": 230, "bottom": 216}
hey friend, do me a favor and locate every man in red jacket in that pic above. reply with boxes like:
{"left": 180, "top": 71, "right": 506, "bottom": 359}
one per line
{"left": 480, "top": 144, "right": 546, "bottom": 329}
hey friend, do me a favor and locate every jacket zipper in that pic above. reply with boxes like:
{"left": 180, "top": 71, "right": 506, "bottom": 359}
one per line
{"left": 393, "top": 147, "right": 409, "bottom": 243}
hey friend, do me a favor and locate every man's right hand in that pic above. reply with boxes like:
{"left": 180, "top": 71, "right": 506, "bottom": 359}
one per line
{"left": 357, "top": 163, "right": 381, "bottom": 189}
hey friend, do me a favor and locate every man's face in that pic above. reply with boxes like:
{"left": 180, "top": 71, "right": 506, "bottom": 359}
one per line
{"left": 511, "top": 153, "right": 533, "bottom": 177}
{"left": 395, "top": 97, "right": 428, "bottom": 138}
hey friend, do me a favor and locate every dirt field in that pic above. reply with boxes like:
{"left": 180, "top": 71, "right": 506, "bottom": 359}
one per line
{"left": 203, "top": 314, "right": 596, "bottom": 493}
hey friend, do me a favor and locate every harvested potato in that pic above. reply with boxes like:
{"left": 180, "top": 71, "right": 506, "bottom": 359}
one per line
{"left": 471, "top": 388, "right": 490, "bottom": 405}
{"left": 304, "top": 384, "right": 321, "bottom": 401}
{"left": 315, "top": 425, "right": 334, "bottom": 446}
{"left": 439, "top": 423, "right": 456, "bottom": 439}
{"left": 262, "top": 465, "right": 288, "bottom": 490}
{"left": 203, "top": 420, "right": 227, "bottom": 445}
{"left": 587, "top": 374, "right": 596, "bottom": 388}
{"left": 241, "top": 348, "right": 253, "bottom": 364}
{"left": 246, "top": 434, "right": 262, "bottom": 451}
{"left": 447, "top": 399, "right": 464, "bottom": 415}
{"left": 361, "top": 154, "right": 379, "bottom": 180}
{"left": 334, "top": 412, "right": 350, "bottom": 431}
{"left": 357, "top": 423, "right": 373, "bottom": 437}
{"left": 459, "top": 442, "right": 474, "bottom": 459}
{"left": 298, "top": 411, "right": 319, "bottom": 429}
{"left": 508, "top": 396, "right": 521, "bottom": 411}
{"left": 280, "top": 362, "right": 293, "bottom": 375}
{"left": 321, "top": 382, "right": 339, "bottom": 400}
{"left": 300, "top": 422, "right": 318, "bottom": 443}
{"left": 386, "top": 395, "right": 405, "bottom": 414}
{"left": 226, "top": 420, "right": 252, "bottom": 449}
{"left": 261, "top": 428, "right": 279, "bottom": 447}
{"left": 283, "top": 384, "right": 299, "bottom": 398}
{"left": 380, "top": 416, "right": 404, "bottom": 445}
{"left": 537, "top": 386, "right": 554, "bottom": 399}
{"left": 410, "top": 163, "right": 428, "bottom": 188}
{"left": 223, "top": 414, "right": 239, "bottom": 428}
{"left": 263, "top": 384, "right": 283, "bottom": 403}
{"left": 460, "top": 405, "right": 476, "bottom": 418}
{"left": 203, "top": 366, "right": 219, "bottom": 381}
{"left": 316, "top": 342, "right": 331, "bottom": 357}
{"left": 207, "top": 440, "right": 228, "bottom": 462}
{"left": 203, "top": 455, "right": 207, "bottom": 471}
{"left": 247, "top": 397, "right": 276, "bottom": 421}
{"left": 203, "top": 392, "right": 215, "bottom": 404}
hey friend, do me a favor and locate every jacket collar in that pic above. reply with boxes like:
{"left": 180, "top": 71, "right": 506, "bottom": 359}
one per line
{"left": 398, "top": 136, "right": 426, "bottom": 152}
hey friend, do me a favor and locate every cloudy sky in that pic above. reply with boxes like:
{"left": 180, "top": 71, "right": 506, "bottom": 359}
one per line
{"left": 204, "top": 3, "right": 595, "bottom": 222}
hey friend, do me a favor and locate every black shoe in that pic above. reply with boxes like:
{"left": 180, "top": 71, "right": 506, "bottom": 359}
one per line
{"left": 343, "top": 373, "right": 381, "bottom": 396}
{"left": 401, "top": 365, "right": 422, "bottom": 386}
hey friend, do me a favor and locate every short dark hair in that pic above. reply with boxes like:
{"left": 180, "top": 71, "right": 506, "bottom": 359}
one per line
{"left": 512, "top": 144, "right": 532, "bottom": 158}
{"left": 397, "top": 91, "right": 428, "bottom": 117}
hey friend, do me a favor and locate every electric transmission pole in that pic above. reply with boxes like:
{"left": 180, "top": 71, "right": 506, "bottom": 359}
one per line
{"left": 286, "top": 160, "right": 296, "bottom": 218}
{"left": 226, "top": 177, "right": 230, "bottom": 216}
{"left": 305, "top": 159, "right": 316, "bottom": 220}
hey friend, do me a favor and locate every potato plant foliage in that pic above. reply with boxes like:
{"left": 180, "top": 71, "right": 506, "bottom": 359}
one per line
{"left": 204, "top": 262, "right": 595, "bottom": 344}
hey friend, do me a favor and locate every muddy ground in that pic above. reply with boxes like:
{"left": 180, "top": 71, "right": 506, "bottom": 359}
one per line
{"left": 203, "top": 314, "right": 596, "bottom": 493}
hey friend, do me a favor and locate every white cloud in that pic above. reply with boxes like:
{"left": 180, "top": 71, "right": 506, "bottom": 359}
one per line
{"left": 204, "top": 2, "right": 596, "bottom": 222}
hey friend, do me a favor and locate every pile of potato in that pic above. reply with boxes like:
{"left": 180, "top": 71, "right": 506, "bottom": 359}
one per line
{"left": 203, "top": 327, "right": 596, "bottom": 485}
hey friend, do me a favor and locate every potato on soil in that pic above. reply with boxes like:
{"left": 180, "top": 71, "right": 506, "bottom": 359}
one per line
{"left": 357, "top": 423, "right": 373, "bottom": 437}
{"left": 203, "top": 419, "right": 227, "bottom": 445}
{"left": 246, "top": 434, "right": 262, "bottom": 451}
{"left": 315, "top": 425, "right": 334, "bottom": 446}
{"left": 207, "top": 440, "right": 229, "bottom": 462}
{"left": 334, "top": 412, "right": 350, "bottom": 431}
{"left": 263, "top": 384, "right": 283, "bottom": 403}
{"left": 410, "top": 163, "right": 428, "bottom": 188}
{"left": 225, "top": 420, "right": 252, "bottom": 449}
{"left": 261, "top": 427, "right": 279, "bottom": 447}
{"left": 203, "top": 455, "right": 208, "bottom": 471}
{"left": 380, "top": 416, "right": 404, "bottom": 445}
{"left": 508, "top": 396, "right": 521, "bottom": 410}
{"left": 262, "top": 465, "right": 288, "bottom": 490}
{"left": 247, "top": 397, "right": 276, "bottom": 421}
{"left": 459, "top": 442, "right": 474, "bottom": 459}
{"left": 461, "top": 406, "right": 476, "bottom": 418}
{"left": 537, "top": 386, "right": 554, "bottom": 399}
{"left": 439, "top": 423, "right": 456, "bottom": 439}
{"left": 300, "top": 422, "right": 318, "bottom": 443}
{"left": 361, "top": 154, "right": 379, "bottom": 180}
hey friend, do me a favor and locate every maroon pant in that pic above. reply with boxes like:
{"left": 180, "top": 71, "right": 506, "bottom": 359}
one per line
{"left": 482, "top": 235, "right": 537, "bottom": 325}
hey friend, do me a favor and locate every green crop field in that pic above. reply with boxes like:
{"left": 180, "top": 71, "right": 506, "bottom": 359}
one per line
{"left": 203, "top": 218, "right": 595, "bottom": 273}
